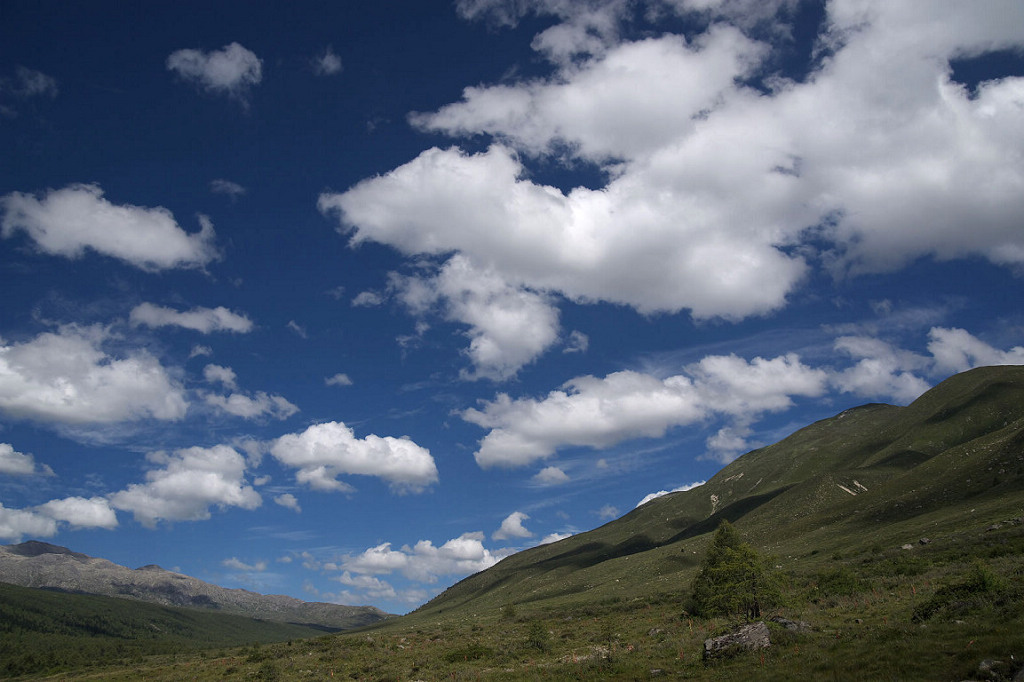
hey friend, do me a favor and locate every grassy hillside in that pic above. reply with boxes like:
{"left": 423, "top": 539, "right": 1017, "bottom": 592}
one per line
{"left": 0, "top": 582, "right": 336, "bottom": 678}
{"left": 404, "top": 366, "right": 1024, "bottom": 620}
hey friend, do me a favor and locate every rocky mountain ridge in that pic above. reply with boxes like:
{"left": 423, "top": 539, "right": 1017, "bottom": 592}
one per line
{"left": 0, "top": 541, "right": 388, "bottom": 630}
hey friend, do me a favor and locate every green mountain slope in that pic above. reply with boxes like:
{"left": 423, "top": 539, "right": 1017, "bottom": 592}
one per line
{"left": 413, "top": 365, "right": 1024, "bottom": 619}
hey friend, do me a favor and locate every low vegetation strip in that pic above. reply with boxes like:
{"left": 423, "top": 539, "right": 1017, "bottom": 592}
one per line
{"left": 0, "top": 583, "right": 330, "bottom": 678}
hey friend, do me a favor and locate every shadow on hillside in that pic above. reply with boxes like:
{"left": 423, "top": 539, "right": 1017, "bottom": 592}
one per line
{"left": 531, "top": 486, "right": 795, "bottom": 573}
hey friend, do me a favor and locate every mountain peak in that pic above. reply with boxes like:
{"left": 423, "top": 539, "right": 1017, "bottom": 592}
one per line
{"left": 6, "top": 541, "right": 90, "bottom": 560}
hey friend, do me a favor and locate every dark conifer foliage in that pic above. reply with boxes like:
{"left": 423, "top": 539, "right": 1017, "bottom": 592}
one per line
{"left": 690, "top": 521, "right": 782, "bottom": 620}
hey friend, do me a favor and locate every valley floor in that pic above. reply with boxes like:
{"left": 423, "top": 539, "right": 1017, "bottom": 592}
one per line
{"left": 18, "top": 520, "right": 1024, "bottom": 682}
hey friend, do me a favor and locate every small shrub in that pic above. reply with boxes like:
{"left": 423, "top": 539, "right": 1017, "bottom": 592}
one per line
{"left": 257, "top": 661, "right": 280, "bottom": 681}
{"left": 865, "top": 552, "right": 927, "bottom": 577}
{"left": 245, "top": 644, "right": 270, "bottom": 663}
{"left": 442, "top": 643, "right": 493, "bottom": 663}
{"left": 912, "top": 560, "right": 1008, "bottom": 622}
{"left": 815, "top": 566, "right": 870, "bottom": 598}
{"left": 980, "top": 535, "right": 1024, "bottom": 559}
{"left": 524, "top": 621, "right": 550, "bottom": 652}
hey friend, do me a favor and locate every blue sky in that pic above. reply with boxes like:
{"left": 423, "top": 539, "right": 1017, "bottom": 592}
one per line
{"left": 1, "top": 0, "right": 1023, "bottom": 614}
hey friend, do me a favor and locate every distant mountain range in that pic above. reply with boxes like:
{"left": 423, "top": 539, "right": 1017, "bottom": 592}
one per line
{"left": 0, "top": 541, "right": 388, "bottom": 630}
{"left": 411, "top": 365, "right": 1024, "bottom": 619}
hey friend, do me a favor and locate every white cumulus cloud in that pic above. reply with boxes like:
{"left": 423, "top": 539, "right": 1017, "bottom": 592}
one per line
{"left": 203, "top": 364, "right": 238, "bottom": 389}
{"left": 322, "top": 143, "right": 803, "bottom": 322}
{"left": 342, "top": 531, "right": 500, "bottom": 584}
{"left": 0, "top": 443, "right": 54, "bottom": 476}
{"left": 167, "top": 42, "right": 262, "bottom": 100}
{"left": 204, "top": 391, "right": 299, "bottom": 421}
{"left": 351, "top": 291, "right": 384, "bottom": 307}
{"left": 539, "top": 531, "right": 573, "bottom": 545}
{"left": 0, "top": 325, "right": 188, "bottom": 424}
{"left": 201, "top": 364, "right": 297, "bottom": 420}
{"left": 465, "top": 325, "right": 1024, "bottom": 467}
{"left": 927, "top": 327, "right": 1024, "bottom": 374}
{"left": 270, "top": 421, "right": 439, "bottom": 494}
{"left": 313, "top": 46, "right": 343, "bottom": 76}
{"left": 322, "top": 1, "right": 1024, "bottom": 376}
{"left": 35, "top": 496, "right": 118, "bottom": 529}
{"left": 385, "top": 255, "right": 561, "bottom": 380}
{"left": 0, "top": 503, "right": 57, "bottom": 541}
{"left": 1, "top": 184, "right": 218, "bottom": 270}
{"left": 636, "top": 480, "right": 706, "bottom": 508}
{"left": 831, "top": 335, "right": 932, "bottom": 403}
{"left": 532, "top": 465, "right": 569, "bottom": 485}
{"left": 492, "top": 511, "right": 533, "bottom": 540}
{"left": 0, "top": 495, "right": 118, "bottom": 541}
{"left": 332, "top": 572, "right": 396, "bottom": 600}
{"left": 273, "top": 493, "right": 301, "bottom": 513}
{"left": 108, "top": 445, "right": 261, "bottom": 527}
{"left": 412, "top": 27, "right": 766, "bottom": 162}
{"left": 464, "top": 352, "right": 828, "bottom": 467}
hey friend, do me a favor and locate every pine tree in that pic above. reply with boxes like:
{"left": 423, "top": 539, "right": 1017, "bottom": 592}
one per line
{"left": 690, "top": 521, "right": 781, "bottom": 620}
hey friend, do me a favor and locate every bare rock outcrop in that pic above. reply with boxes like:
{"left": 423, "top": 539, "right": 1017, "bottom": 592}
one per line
{"left": 703, "top": 621, "right": 771, "bottom": 660}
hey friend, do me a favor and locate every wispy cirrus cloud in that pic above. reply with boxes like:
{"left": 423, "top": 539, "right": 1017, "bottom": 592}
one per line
{"left": 223, "top": 557, "right": 268, "bottom": 572}
{"left": 210, "top": 179, "right": 247, "bottom": 199}
{"left": 1, "top": 65, "right": 58, "bottom": 118}
{"left": 130, "top": 303, "right": 253, "bottom": 334}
